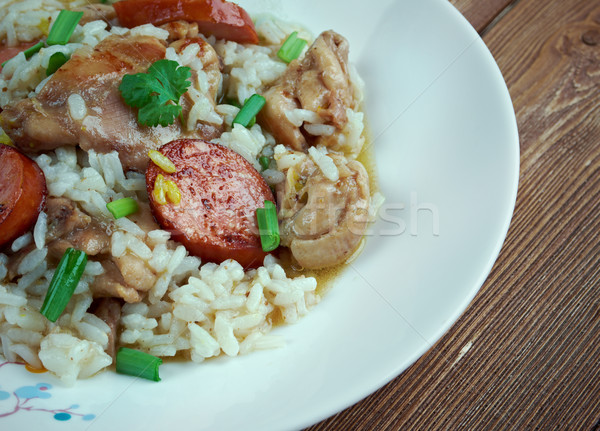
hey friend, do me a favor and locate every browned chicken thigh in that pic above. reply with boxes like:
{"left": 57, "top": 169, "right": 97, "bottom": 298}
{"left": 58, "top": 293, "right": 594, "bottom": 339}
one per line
{"left": 1, "top": 33, "right": 222, "bottom": 172}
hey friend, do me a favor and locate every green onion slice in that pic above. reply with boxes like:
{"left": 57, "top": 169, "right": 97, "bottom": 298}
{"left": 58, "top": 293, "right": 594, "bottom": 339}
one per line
{"left": 277, "top": 31, "right": 308, "bottom": 63}
{"left": 256, "top": 200, "right": 280, "bottom": 252}
{"left": 23, "top": 41, "right": 45, "bottom": 59}
{"left": 258, "top": 156, "right": 270, "bottom": 171}
{"left": 232, "top": 94, "right": 266, "bottom": 128}
{"left": 47, "top": 10, "right": 84, "bottom": 46}
{"left": 107, "top": 197, "right": 139, "bottom": 219}
{"left": 46, "top": 52, "right": 70, "bottom": 76}
{"left": 116, "top": 348, "right": 162, "bottom": 382}
{"left": 40, "top": 248, "right": 88, "bottom": 322}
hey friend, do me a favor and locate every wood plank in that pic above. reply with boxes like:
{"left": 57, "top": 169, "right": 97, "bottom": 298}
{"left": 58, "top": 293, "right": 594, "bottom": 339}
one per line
{"left": 307, "top": 0, "right": 600, "bottom": 429}
{"left": 449, "top": 0, "right": 514, "bottom": 33}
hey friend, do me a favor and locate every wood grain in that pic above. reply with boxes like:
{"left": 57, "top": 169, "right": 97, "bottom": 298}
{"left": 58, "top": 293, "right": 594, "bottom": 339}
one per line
{"left": 449, "top": 0, "right": 515, "bottom": 33}
{"left": 307, "top": 0, "right": 600, "bottom": 429}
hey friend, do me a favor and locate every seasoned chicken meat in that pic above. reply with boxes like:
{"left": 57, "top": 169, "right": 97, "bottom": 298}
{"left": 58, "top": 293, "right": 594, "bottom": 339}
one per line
{"left": 277, "top": 152, "right": 370, "bottom": 269}
{"left": 1, "top": 33, "right": 222, "bottom": 172}
{"left": 43, "top": 197, "right": 158, "bottom": 303}
{"left": 259, "top": 31, "right": 360, "bottom": 154}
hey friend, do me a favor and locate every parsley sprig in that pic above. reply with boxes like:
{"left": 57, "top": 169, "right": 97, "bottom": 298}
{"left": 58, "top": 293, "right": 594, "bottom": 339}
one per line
{"left": 119, "top": 59, "right": 192, "bottom": 127}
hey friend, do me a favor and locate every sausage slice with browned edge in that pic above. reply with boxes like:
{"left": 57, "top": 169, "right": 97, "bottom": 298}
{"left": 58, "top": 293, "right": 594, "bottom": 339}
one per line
{"left": 146, "top": 139, "right": 274, "bottom": 268}
{"left": 0, "top": 145, "right": 47, "bottom": 248}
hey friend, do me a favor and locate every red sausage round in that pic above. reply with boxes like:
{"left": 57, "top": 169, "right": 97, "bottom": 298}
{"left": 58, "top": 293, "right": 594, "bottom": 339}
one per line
{"left": 146, "top": 139, "right": 274, "bottom": 268}
{"left": 0, "top": 145, "right": 47, "bottom": 248}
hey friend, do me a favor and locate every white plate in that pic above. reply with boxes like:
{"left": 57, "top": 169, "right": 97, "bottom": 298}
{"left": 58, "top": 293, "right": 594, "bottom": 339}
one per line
{"left": 0, "top": 0, "right": 519, "bottom": 429}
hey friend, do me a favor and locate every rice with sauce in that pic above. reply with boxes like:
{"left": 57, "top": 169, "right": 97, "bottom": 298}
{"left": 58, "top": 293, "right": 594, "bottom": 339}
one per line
{"left": 0, "top": 0, "right": 377, "bottom": 385}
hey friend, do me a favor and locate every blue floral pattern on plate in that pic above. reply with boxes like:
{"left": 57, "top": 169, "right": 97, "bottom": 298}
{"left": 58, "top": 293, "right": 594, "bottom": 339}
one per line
{"left": 0, "top": 361, "right": 96, "bottom": 421}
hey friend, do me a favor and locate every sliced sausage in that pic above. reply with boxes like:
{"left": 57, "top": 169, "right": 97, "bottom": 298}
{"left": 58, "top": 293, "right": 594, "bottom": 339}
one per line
{"left": 0, "top": 145, "right": 47, "bottom": 249}
{"left": 114, "top": 0, "right": 259, "bottom": 44}
{"left": 146, "top": 139, "right": 274, "bottom": 268}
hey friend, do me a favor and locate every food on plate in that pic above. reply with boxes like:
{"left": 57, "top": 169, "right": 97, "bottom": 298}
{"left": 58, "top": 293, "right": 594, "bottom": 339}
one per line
{"left": 0, "top": 0, "right": 381, "bottom": 384}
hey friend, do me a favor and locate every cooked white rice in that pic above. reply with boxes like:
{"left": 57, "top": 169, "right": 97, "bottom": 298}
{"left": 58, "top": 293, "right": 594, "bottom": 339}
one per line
{"left": 0, "top": 1, "right": 370, "bottom": 385}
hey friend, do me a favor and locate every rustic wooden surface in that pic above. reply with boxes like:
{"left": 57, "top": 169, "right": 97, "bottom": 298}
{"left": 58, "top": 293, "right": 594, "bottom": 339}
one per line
{"left": 307, "top": 0, "right": 600, "bottom": 429}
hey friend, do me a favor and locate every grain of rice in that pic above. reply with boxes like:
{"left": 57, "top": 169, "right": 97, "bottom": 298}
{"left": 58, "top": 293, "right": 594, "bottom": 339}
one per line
{"left": 55, "top": 146, "right": 77, "bottom": 167}
{"left": 188, "top": 277, "right": 215, "bottom": 302}
{"left": 75, "top": 321, "right": 109, "bottom": 349}
{"left": 115, "top": 217, "right": 146, "bottom": 238}
{"left": 129, "top": 24, "right": 169, "bottom": 39}
{"left": 17, "top": 261, "right": 47, "bottom": 290}
{"left": 0, "top": 292, "right": 27, "bottom": 307}
{"left": 173, "top": 303, "right": 207, "bottom": 322}
{"left": 149, "top": 345, "right": 177, "bottom": 357}
{"left": 67, "top": 93, "right": 87, "bottom": 120}
{"left": 11, "top": 344, "right": 43, "bottom": 369}
{"left": 125, "top": 234, "right": 153, "bottom": 260}
{"left": 0, "top": 255, "right": 8, "bottom": 280}
{"left": 262, "top": 168, "right": 285, "bottom": 185}
{"left": 7, "top": 327, "right": 43, "bottom": 345}
{"left": 211, "top": 295, "right": 246, "bottom": 310}
{"left": 121, "top": 314, "right": 158, "bottom": 330}
{"left": 11, "top": 232, "right": 32, "bottom": 252}
{"left": 167, "top": 245, "right": 187, "bottom": 274}
{"left": 188, "top": 322, "right": 220, "bottom": 358}
{"left": 284, "top": 108, "right": 323, "bottom": 127}
{"left": 273, "top": 290, "right": 305, "bottom": 306}
{"left": 32, "top": 212, "right": 47, "bottom": 250}
{"left": 308, "top": 146, "right": 339, "bottom": 182}
{"left": 147, "top": 229, "right": 171, "bottom": 245}
{"left": 70, "top": 295, "right": 93, "bottom": 323}
{"left": 304, "top": 123, "right": 336, "bottom": 136}
{"left": 232, "top": 314, "right": 264, "bottom": 331}
{"left": 214, "top": 312, "right": 238, "bottom": 356}
{"left": 17, "top": 248, "right": 47, "bottom": 275}
{"left": 4, "top": 307, "right": 45, "bottom": 331}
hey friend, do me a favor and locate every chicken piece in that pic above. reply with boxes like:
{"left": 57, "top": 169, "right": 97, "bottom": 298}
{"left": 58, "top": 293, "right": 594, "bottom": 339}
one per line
{"left": 74, "top": 4, "right": 117, "bottom": 26}
{"left": 91, "top": 260, "right": 144, "bottom": 303}
{"left": 90, "top": 252, "right": 157, "bottom": 304}
{"left": 161, "top": 20, "right": 200, "bottom": 41}
{"left": 90, "top": 297, "right": 122, "bottom": 358}
{"left": 259, "top": 31, "right": 357, "bottom": 153}
{"left": 45, "top": 197, "right": 110, "bottom": 259}
{"left": 1, "top": 33, "right": 222, "bottom": 172}
{"left": 113, "top": 252, "right": 157, "bottom": 293}
{"left": 44, "top": 197, "right": 156, "bottom": 303}
{"left": 277, "top": 153, "right": 370, "bottom": 269}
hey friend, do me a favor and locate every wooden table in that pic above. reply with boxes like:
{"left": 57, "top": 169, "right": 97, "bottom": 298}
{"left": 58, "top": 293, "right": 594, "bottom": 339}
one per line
{"left": 308, "top": 0, "right": 600, "bottom": 429}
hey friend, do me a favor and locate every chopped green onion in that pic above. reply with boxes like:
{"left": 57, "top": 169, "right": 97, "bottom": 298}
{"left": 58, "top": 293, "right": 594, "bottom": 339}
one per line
{"left": 232, "top": 94, "right": 265, "bottom": 128}
{"left": 47, "top": 10, "right": 84, "bottom": 46}
{"left": 256, "top": 200, "right": 280, "bottom": 252}
{"left": 23, "top": 41, "right": 45, "bottom": 59}
{"left": 46, "top": 52, "right": 69, "bottom": 76}
{"left": 259, "top": 156, "right": 270, "bottom": 171}
{"left": 1, "top": 41, "right": 45, "bottom": 68}
{"left": 40, "top": 248, "right": 88, "bottom": 322}
{"left": 277, "top": 32, "right": 308, "bottom": 63}
{"left": 116, "top": 347, "right": 162, "bottom": 382}
{"left": 107, "top": 197, "right": 139, "bottom": 219}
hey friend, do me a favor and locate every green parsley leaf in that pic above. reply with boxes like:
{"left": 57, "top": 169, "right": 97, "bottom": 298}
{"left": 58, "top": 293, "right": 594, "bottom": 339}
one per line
{"left": 119, "top": 59, "right": 191, "bottom": 127}
{"left": 139, "top": 96, "right": 183, "bottom": 128}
